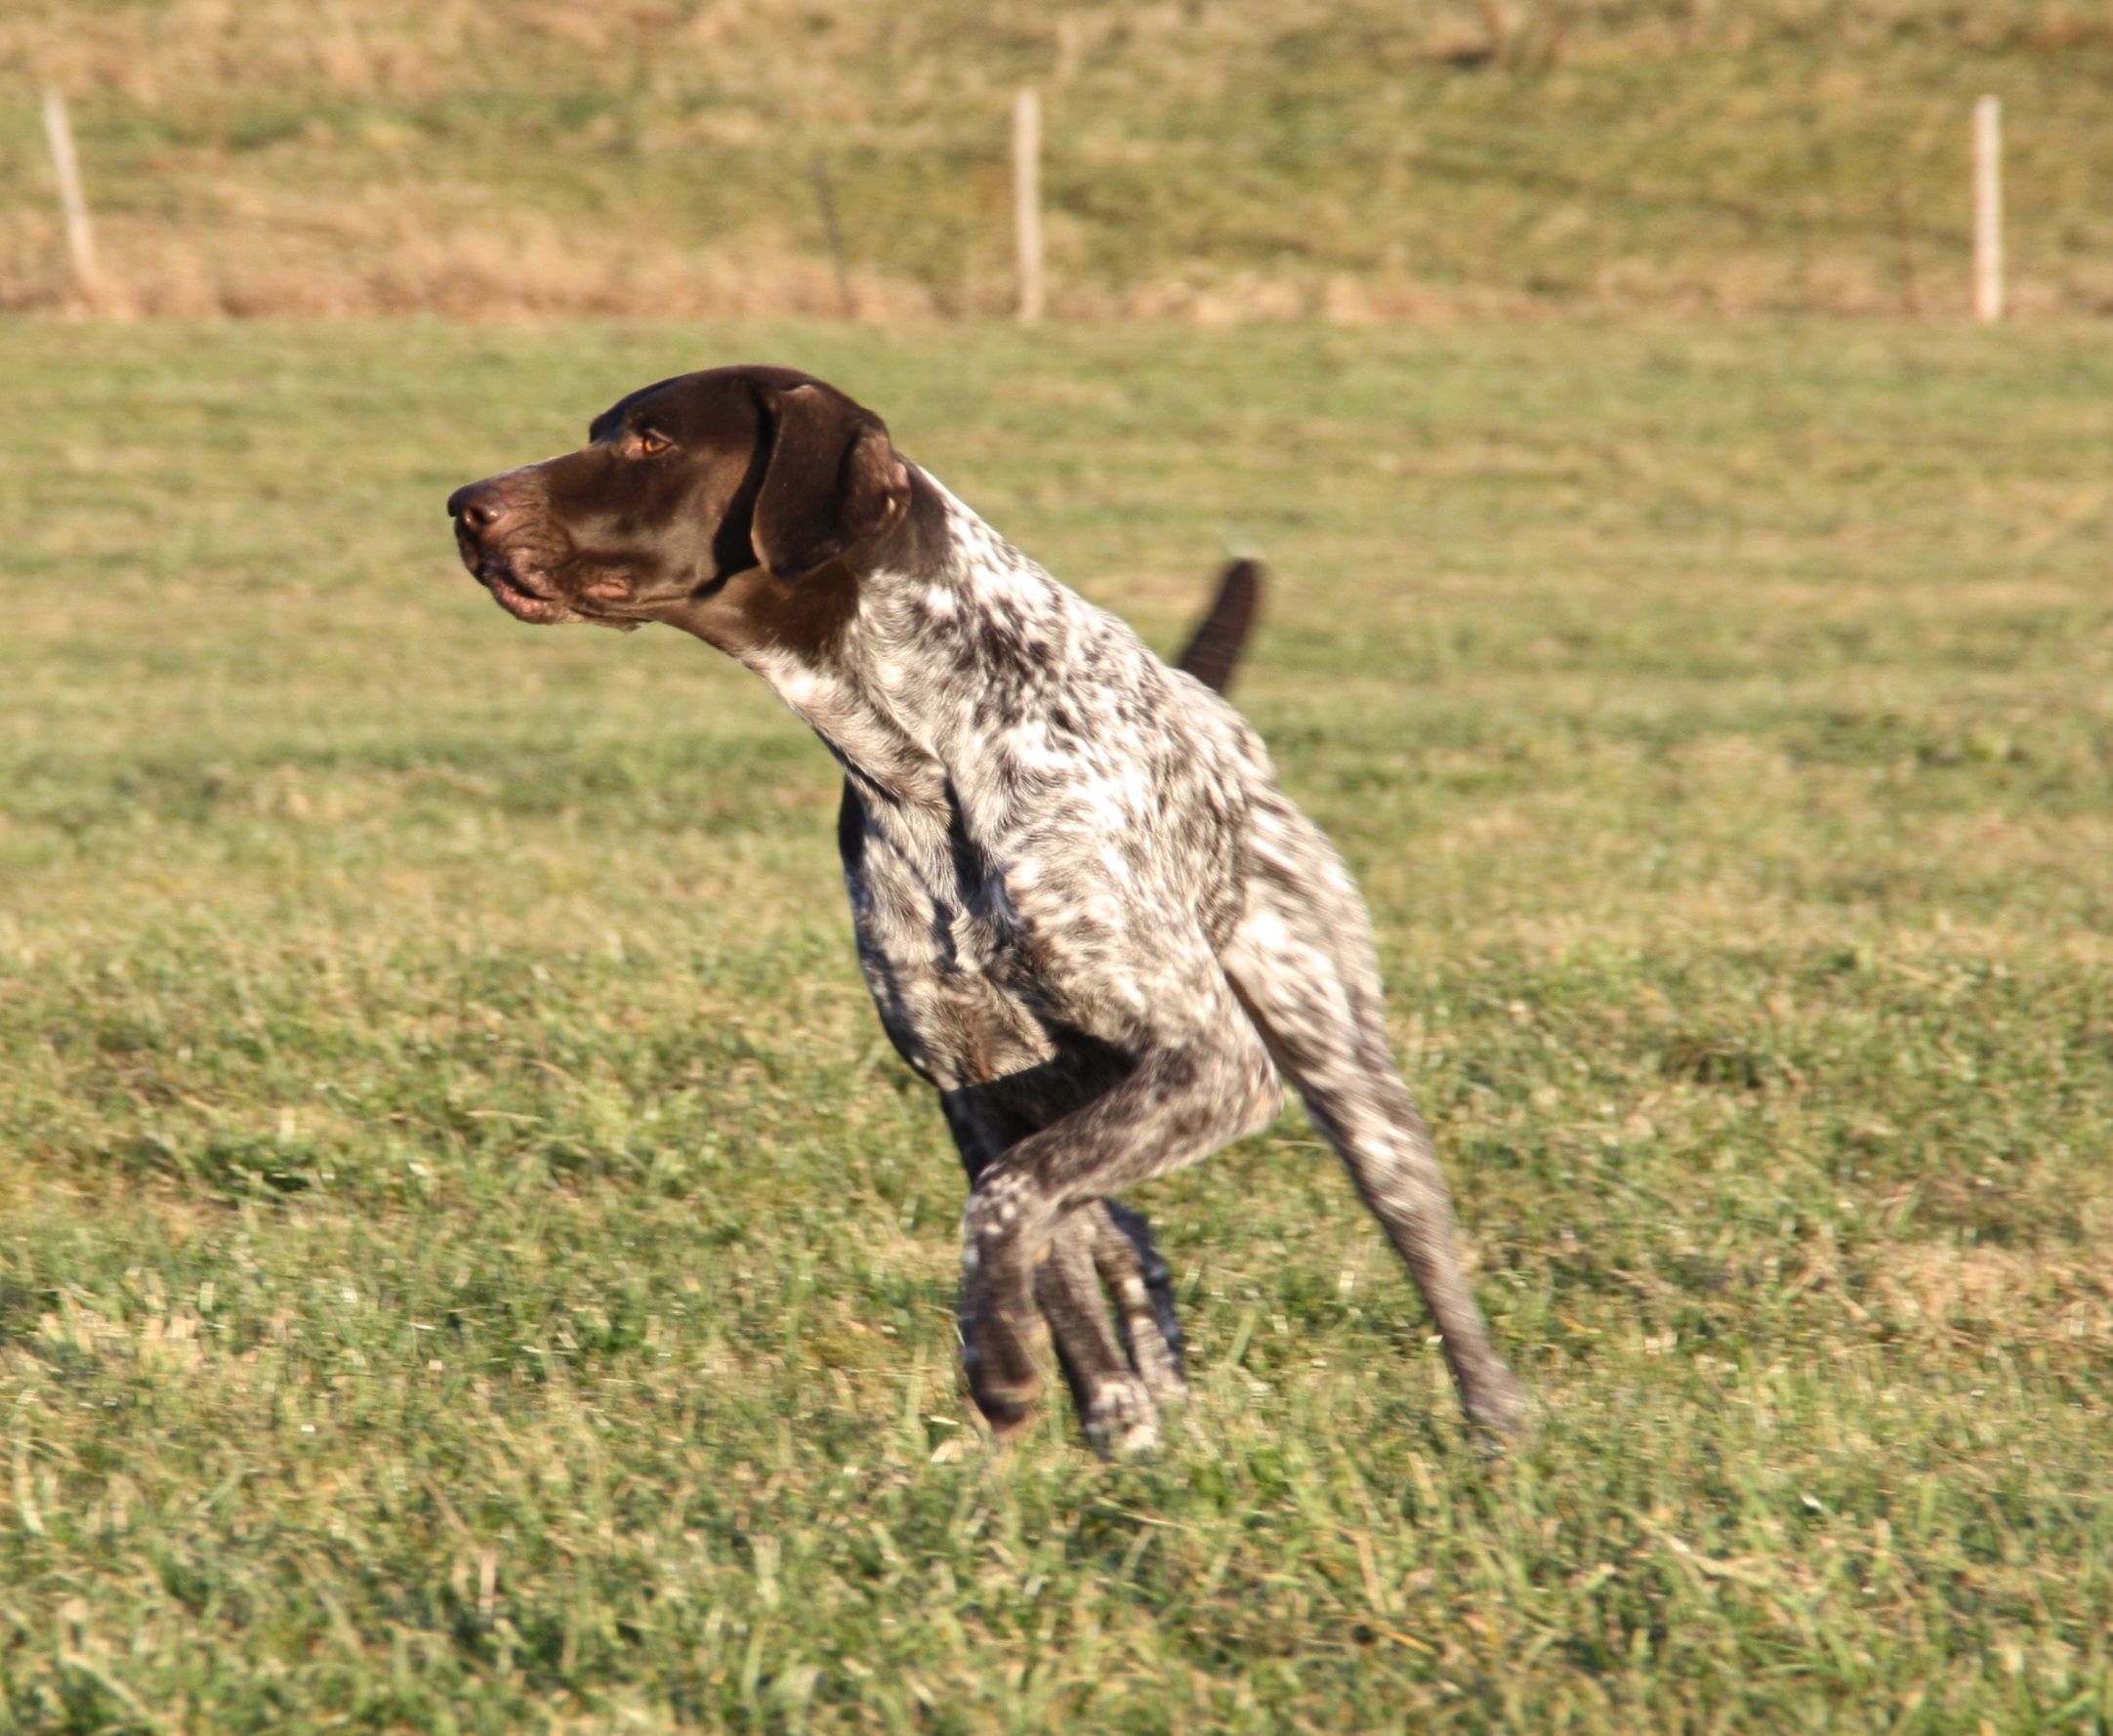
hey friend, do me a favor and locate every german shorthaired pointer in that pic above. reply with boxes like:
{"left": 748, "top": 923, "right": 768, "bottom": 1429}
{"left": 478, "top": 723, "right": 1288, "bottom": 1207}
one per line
{"left": 446, "top": 366, "right": 1527, "bottom": 1454}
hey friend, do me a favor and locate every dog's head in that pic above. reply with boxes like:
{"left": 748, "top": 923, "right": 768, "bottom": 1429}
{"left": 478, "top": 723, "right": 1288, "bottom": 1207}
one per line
{"left": 446, "top": 365, "right": 912, "bottom": 633}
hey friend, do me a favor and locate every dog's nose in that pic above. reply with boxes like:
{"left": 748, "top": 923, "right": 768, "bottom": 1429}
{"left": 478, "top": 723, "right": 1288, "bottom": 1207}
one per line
{"left": 447, "top": 480, "right": 508, "bottom": 530}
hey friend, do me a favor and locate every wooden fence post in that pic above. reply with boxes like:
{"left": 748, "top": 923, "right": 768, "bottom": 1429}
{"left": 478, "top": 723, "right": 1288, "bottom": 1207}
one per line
{"left": 1013, "top": 87, "right": 1045, "bottom": 325}
{"left": 1972, "top": 94, "right": 2004, "bottom": 324}
{"left": 41, "top": 91, "right": 111, "bottom": 313}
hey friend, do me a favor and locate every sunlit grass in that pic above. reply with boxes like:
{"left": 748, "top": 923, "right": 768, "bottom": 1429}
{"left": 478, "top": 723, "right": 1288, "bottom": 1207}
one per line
{"left": 0, "top": 317, "right": 2109, "bottom": 1731}
{"left": 4, "top": 1, "right": 2112, "bottom": 315}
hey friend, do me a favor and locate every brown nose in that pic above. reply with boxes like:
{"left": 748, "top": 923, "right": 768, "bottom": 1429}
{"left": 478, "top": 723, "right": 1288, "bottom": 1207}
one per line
{"left": 447, "top": 479, "right": 510, "bottom": 531}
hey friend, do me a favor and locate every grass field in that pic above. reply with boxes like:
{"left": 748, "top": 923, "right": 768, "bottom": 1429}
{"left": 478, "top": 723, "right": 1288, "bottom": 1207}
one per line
{"left": 5, "top": 0, "right": 2113, "bottom": 317}
{"left": 3, "top": 315, "right": 2112, "bottom": 1731}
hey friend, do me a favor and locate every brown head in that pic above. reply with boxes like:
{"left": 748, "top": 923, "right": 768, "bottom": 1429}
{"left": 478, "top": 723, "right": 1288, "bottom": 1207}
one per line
{"left": 445, "top": 365, "right": 913, "bottom": 648}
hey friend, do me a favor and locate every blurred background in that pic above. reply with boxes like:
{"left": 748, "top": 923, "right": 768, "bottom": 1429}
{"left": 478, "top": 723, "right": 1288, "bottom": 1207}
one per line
{"left": 4, "top": 0, "right": 2111, "bottom": 322}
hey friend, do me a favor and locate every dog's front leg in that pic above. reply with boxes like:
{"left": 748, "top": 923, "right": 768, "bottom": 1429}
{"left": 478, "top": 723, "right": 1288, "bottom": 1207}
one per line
{"left": 1036, "top": 1209, "right": 1167, "bottom": 1455}
{"left": 960, "top": 1026, "right": 1276, "bottom": 1449}
{"left": 958, "top": 1169, "right": 1056, "bottom": 1440}
{"left": 1094, "top": 1201, "right": 1187, "bottom": 1398}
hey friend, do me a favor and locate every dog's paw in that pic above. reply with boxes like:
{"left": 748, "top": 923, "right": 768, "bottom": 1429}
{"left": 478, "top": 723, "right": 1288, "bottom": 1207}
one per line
{"left": 969, "top": 1368, "right": 1044, "bottom": 1444}
{"left": 964, "top": 1310, "right": 1047, "bottom": 1442}
{"left": 977, "top": 1398, "right": 1040, "bottom": 1446}
{"left": 1083, "top": 1377, "right": 1162, "bottom": 1460}
{"left": 1127, "top": 1328, "right": 1190, "bottom": 1403}
{"left": 1462, "top": 1367, "right": 1535, "bottom": 1446}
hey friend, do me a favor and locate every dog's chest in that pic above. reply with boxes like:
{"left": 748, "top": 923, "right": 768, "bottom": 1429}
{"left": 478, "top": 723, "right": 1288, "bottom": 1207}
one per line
{"left": 836, "top": 780, "right": 1061, "bottom": 1090}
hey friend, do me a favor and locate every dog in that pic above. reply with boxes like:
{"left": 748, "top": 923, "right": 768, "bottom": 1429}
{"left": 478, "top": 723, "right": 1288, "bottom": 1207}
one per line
{"left": 447, "top": 366, "right": 1527, "bottom": 1454}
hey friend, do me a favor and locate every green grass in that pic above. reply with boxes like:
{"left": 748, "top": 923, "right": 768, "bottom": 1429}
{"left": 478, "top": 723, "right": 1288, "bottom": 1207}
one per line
{"left": 4, "top": 1, "right": 2113, "bottom": 315}
{"left": 3, "top": 316, "right": 2112, "bottom": 1732}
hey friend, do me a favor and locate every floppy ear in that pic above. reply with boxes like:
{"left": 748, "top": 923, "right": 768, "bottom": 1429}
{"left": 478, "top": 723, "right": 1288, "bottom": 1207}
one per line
{"left": 751, "top": 381, "right": 910, "bottom": 580}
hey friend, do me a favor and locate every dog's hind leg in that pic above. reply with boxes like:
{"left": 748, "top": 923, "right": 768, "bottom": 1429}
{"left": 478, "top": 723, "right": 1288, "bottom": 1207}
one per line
{"left": 1220, "top": 791, "right": 1529, "bottom": 1438}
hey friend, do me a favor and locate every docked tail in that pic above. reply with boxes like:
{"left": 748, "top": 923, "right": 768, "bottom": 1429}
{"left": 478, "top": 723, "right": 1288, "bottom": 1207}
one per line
{"left": 1172, "top": 557, "right": 1264, "bottom": 696}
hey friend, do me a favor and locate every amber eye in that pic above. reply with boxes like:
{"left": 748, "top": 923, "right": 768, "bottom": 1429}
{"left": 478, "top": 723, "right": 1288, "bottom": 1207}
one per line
{"left": 637, "top": 431, "right": 672, "bottom": 456}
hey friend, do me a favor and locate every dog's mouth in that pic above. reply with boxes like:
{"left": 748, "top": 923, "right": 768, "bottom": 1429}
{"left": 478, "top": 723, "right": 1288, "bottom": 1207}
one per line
{"left": 457, "top": 534, "right": 576, "bottom": 625}
{"left": 452, "top": 508, "right": 653, "bottom": 631}
{"left": 480, "top": 562, "right": 570, "bottom": 623}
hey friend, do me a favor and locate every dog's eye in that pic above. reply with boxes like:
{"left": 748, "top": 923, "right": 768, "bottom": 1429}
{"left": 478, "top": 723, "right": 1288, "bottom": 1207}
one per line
{"left": 637, "top": 431, "right": 672, "bottom": 456}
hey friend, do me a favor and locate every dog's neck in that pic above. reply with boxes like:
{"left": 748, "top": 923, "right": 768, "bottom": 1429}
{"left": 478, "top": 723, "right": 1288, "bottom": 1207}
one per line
{"left": 660, "top": 473, "right": 1129, "bottom": 813}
